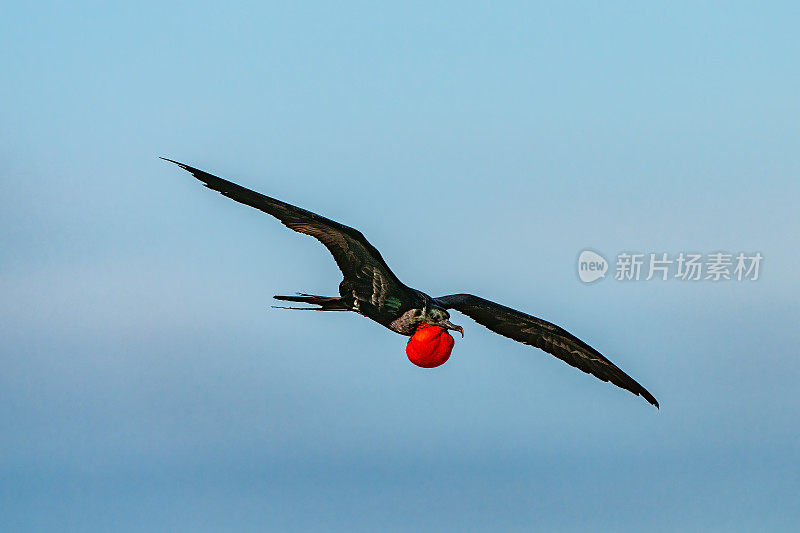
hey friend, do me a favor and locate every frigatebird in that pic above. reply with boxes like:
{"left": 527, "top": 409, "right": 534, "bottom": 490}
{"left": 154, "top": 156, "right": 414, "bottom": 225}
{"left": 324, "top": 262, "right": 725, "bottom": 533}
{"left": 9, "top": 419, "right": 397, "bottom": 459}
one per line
{"left": 163, "top": 158, "right": 659, "bottom": 408}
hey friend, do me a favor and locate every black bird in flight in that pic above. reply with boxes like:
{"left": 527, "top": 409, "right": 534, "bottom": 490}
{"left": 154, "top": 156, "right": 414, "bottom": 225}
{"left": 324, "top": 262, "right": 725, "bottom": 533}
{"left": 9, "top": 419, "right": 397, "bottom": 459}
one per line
{"left": 163, "top": 158, "right": 659, "bottom": 408}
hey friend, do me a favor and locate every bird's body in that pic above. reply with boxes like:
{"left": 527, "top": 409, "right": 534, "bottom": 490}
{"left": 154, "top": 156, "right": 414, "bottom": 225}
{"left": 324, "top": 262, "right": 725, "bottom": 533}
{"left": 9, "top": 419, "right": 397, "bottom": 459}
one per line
{"left": 275, "top": 290, "right": 441, "bottom": 337}
{"left": 164, "top": 158, "right": 659, "bottom": 408}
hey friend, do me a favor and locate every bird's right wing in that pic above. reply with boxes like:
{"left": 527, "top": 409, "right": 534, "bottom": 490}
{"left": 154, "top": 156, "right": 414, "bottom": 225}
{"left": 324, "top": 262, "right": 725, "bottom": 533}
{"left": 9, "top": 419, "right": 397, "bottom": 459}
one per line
{"left": 435, "top": 293, "right": 659, "bottom": 407}
{"left": 164, "top": 158, "right": 412, "bottom": 313}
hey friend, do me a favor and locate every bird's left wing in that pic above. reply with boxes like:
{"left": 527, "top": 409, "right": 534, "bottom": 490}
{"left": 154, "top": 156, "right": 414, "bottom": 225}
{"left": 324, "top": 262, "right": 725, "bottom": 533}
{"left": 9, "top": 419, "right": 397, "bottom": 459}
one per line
{"left": 435, "top": 293, "right": 659, "bottom": 407}
{"left": 163, "top": 158, "right": 412, "bottom": 313}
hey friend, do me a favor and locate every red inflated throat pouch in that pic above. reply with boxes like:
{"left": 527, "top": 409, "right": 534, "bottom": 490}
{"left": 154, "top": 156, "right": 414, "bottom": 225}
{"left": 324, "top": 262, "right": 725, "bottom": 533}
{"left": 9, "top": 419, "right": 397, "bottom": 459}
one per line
{"left": 406, "top": 324, "right": 455, "bottom": 368}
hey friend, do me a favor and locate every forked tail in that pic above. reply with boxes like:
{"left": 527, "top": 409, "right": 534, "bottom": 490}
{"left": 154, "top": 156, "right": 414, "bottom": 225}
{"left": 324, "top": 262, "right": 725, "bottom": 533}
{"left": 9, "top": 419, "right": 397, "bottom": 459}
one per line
{"left": 272, "top": 293, "right": 349, "bottom": 311}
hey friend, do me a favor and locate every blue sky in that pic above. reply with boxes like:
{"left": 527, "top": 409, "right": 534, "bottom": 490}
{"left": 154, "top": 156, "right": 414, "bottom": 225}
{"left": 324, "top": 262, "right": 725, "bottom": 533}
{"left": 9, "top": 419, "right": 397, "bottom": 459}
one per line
{"left": 2, "top": 2, "right": 799, "bottom": 531}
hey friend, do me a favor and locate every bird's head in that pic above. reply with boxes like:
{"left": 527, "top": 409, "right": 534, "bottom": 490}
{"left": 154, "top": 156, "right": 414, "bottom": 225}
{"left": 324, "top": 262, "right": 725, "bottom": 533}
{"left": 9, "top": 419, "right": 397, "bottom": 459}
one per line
{"left": 418, "top": 305, "right": 464, "bottom": 337}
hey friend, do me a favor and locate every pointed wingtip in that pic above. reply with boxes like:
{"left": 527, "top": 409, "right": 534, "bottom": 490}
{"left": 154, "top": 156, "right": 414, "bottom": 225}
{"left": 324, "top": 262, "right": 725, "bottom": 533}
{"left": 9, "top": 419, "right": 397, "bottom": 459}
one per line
{"left": 644, "top": 392, "right": 659, "bottom": 409}
{"left": 160, "top": 156, "right": 183, "bottom": 167}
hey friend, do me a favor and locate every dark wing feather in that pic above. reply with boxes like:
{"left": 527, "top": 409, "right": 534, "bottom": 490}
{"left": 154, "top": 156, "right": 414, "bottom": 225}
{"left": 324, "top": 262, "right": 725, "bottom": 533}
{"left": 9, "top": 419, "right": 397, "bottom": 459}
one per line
{"left": 436, "top": 294, "right": 658, "bottom": 407}
{"left": 164, "top": 158, "right": 411, "bottom": 313}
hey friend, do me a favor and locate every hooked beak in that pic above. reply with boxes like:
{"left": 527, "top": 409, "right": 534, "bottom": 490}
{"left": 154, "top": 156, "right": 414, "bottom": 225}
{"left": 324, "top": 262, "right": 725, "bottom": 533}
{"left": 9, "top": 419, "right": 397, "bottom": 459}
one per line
{"left": 442, "top": 320, "right": 464, "bottom": 337}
